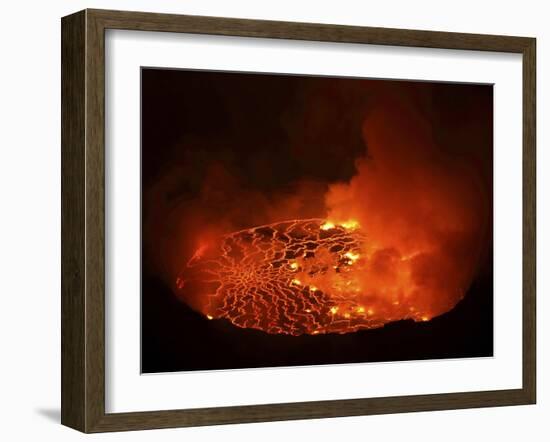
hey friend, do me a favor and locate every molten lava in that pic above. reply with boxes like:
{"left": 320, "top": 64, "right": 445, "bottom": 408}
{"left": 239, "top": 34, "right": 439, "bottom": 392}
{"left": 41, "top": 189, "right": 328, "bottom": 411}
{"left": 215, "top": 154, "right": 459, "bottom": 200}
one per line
{"left": 176, "top": 218, "right": 456, "bottom": 336}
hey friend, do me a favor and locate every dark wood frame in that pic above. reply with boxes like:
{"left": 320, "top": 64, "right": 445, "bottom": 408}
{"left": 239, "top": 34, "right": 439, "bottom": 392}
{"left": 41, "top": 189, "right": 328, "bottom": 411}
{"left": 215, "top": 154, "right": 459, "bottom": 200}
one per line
{"left": 61, "top": 8, "right": 536, "bottom": 433}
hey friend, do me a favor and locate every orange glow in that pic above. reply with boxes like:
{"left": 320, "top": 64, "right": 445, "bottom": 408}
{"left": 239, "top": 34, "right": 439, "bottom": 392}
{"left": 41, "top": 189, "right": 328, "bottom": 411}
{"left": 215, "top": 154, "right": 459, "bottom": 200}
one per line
{"left": 175, "top": 218, "right": 454, "bottom": 335}
{"left": 320, "top": 221, "right": 335, "bottom": 231}
{"left": 344, "top": 251, "right": 360, "bottom": 263}
{"left": 188, "top": 242, "right": 210, "bottom": 266}
{"left": 341, "top": 220, "right": 359, "bottom": 230}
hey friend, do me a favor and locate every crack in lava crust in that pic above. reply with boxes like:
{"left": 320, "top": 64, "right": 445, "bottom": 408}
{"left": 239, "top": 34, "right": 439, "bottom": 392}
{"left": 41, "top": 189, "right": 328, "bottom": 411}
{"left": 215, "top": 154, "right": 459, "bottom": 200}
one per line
{"left": 176, "top": 219, "right": 434, "bottom": 336}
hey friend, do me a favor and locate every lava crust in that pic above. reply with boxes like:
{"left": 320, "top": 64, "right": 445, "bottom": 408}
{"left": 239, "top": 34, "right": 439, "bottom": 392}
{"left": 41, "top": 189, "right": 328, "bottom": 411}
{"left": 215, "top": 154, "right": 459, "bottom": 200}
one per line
{"left": 176, "top": 219, "right": 439, "bottom": 336}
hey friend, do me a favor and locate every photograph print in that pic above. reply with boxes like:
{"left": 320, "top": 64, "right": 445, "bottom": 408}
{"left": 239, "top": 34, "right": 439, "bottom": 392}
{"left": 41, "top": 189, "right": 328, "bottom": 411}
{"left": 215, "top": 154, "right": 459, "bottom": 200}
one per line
{"left": 140, "top": 68, "right": 493, "bottom": 374}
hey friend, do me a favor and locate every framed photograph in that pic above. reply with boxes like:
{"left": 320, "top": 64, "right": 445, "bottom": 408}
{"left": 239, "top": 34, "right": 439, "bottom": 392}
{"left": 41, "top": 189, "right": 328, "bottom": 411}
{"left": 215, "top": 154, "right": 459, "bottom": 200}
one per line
{"left": 61, "top": 9, "right": 536, "bottom": 433}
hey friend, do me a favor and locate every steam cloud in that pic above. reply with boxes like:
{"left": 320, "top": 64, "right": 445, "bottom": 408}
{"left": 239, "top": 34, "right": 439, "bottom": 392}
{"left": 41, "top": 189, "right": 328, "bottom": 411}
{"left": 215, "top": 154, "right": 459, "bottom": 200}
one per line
{"left": 324, "top": 87, "right": 491, "bottom": 318}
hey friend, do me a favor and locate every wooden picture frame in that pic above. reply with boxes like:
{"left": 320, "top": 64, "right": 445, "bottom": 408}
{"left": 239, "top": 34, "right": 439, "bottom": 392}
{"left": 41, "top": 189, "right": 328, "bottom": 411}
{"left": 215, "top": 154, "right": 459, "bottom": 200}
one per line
{"left": 61, "top": 8, "right": 536, "bottom": 433}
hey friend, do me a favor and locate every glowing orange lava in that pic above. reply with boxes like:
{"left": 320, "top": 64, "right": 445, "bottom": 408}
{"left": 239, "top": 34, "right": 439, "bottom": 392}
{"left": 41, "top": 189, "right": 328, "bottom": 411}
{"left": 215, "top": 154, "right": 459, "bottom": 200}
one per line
{"left": 176, "top": 218, "right": 458, "bottom": 336}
